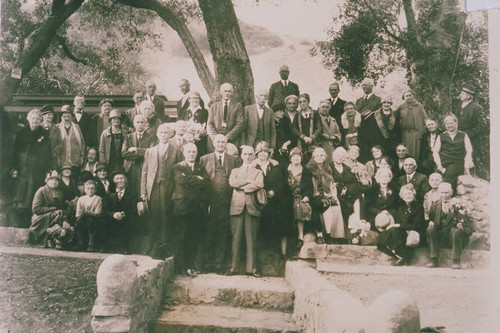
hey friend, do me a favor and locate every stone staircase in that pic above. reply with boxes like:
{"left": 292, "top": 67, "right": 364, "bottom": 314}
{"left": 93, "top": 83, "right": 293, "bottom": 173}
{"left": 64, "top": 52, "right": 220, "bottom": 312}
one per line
{"left": 155, "top": 273, "right": 301, "bottom": 332}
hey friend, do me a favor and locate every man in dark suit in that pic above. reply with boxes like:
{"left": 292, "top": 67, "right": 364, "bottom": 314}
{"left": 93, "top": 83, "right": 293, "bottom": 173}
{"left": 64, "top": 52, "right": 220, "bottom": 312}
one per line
{"left": 124, "top": 91, "right": 145, "bottom": 128}
{"left": 177, "top": 79, "right": 204, "bottom": 120}
{"left": 145, "top": 80, "right": 167, "bottom": 122}
{"left": 453, "top": 84, "right": 485, "bottom": 169}
{"left": 140, "top": 124, "right": 183, "bottom": 259}
{"left": 172, "top": 143, "right": 210, "bottom": 276}
{"left": 327, "top": 82, "right": 346, "bottom": 126}
{"left": 228, "top": 146, "right": 265, "bottom": 277}
{"left": 72, "top": 94, "right": 97, "bottom": 148}
{"left": 105, "top": 168, "right": 138, "bottom": 253}
{"left": 426, "top": 182, "right": 473, "bottom": 269}
{"left": 207, "top": 83, "right": 245, "bottom": 149}
{"left": 355, "top": 78, "right": 382, "bottom": 119}
{"left": 200, "top": 134, "right": 241, "bottom": 273}
{"left": 241, "top": 89, "right": 276, "bottom": 151}
{"left": 398, "top": 157, "right": 430, "bottom": 204}
{"left": 268, "top": 65, "right": 300, "bottom": 111}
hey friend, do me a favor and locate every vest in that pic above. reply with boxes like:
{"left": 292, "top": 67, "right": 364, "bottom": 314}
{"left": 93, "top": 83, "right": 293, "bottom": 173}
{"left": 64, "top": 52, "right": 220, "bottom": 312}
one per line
{"left": 155, "top": 149, "right": 169, "bottom": 183}
{"left": 255, "top": 114, "right": 265, "bottom": 144}
{"left": 213, "top": 158, "right": 231, "bottom": 199}
{"left": 439, "top": 131, "right": 466, "bottom": 165}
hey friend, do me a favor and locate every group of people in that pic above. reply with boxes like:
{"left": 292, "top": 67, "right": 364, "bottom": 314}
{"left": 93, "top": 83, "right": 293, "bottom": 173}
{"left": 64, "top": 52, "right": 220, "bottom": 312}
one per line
{"left": 10, "top": 64, "right": 485, "bottom": 276}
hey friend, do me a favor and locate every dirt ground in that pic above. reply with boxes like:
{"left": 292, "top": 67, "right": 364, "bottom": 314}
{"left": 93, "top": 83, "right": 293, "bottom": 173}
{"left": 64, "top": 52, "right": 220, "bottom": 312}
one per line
{"left": 325, "top": 269, "right": 492, "bottom": 333}
{"left": 0, "top": 253, "right": 102, "bottom": 333}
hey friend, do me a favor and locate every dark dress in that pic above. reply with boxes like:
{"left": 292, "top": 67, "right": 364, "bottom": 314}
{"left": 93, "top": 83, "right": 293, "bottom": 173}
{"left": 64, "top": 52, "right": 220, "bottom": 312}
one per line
{"left": 419, "top": 130, "right": 441, "bottom": 175}
{"left": 293, "top": 112, "right": 322, "bottom": 163}
{"left": 377, "top": 200, "right": 426, "bottom": 262}
{"left": 184, "top": 107, "right": 209, "bottom": 160}
{"left": 364, "top": 183, "right": 399, "bottom": 230}
{"left": 12, "top": 126, "right": 51, "bottom": 209}
{"left": 287, "top": 166, "right": 314, "bottom": 232}
{"left": 274, "top": 116, "right": 296, "bottom": 170}
{"left": 359, "top": 109, "right": 401, "bottom": 162}
{"left": 332, "top": 163, "right": 364, "bottom": 227}
{"left": 257, "top": 161, "right": 294, "bottom": 238}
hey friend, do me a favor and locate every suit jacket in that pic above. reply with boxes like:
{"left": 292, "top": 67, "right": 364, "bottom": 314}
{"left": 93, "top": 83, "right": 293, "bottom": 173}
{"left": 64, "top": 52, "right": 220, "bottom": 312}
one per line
{"left": 428, "top": 199, "right": 473, "bottom": 236}
{"left": 207, "top": 100, "right": 244, "bottom": 146}
{"left": 141, "top": 143, "right": 183, "bottom": 200}
{"left": 229, "top": 165, "right": 264, "bottom": 217}
{"left": 124, "top": 107, "right": 140, "bottom": 128}
{"left": 171, "top": 160, "right": 210, "bottom": 216}
{"left": 364, "top": 184, "right": 399, "bottom": 225}
{"left": 73, "top": 111, "right": 97, "bottom": 148}
{"left": 355, "top": 94, "right": 382, "bottom": 118}
{"left": 453, "top": 100, "right": 484, "bottom": 146}
{"left": 177, "top": 97, "right": 205, "bottom": 120}
{"left": 316, "top": 115, "right": 341, "bottom": 147}
{"left": 328, "top": 97, "right": 346, "bottom": 126}
{"left": 241, "top": 104, "right": 276, "bottom": 148}
{"left": 398, "top": 172, "right": 430, "bottom": 203}
{"left": 122, "top": 131, "right": 156, "bottom": 172}
{"left": 149, "top": 95, "right": 166, "bottom": 122}
{"left": 268, "top": 81, "right": 300, "bottom": 110}
{"left": 395, "top": 200, "right": 426, "bottom": 236}
{"left": 200, "top": 152, "right": 241, "bottom": 182}
{"left": 106, "top": 187, "right": 138, "bottom": 219}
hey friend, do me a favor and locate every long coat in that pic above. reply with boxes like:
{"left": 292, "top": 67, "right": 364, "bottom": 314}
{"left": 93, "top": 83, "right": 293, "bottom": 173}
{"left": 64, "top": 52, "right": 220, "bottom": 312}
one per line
{"left": 359, "top": 108, "right": 401, "bottom": 160}
{"left": 171, "top": 160, "right": 210, "bottom": 216}
{"left": 229, "top": 165, "right": 264, "bottom": 217}
{"left": 199, "top": 152, "right": 241, "bottom": 201}
{"left": 327, "top": 97, "right": 346, "bottom": 127}
{"left": 207, "top": 100, "right": 244, "bottom": 147}
{"left": 397, "top": 100, "right": 427, "bottom": 160}
{"left": 122, "top": 131, "right": 156, "bottom": 195}
{"left": 73, "top": 111, "right": 96, "bottom": 148}
{"left": 30, "top": 185, "right": 65, "bottom": 243}
{"left": 56, "top": 122, "right": 85, "bottom": 168}
{"left": 355, "top": 94, "right": 382, "bottom": 118}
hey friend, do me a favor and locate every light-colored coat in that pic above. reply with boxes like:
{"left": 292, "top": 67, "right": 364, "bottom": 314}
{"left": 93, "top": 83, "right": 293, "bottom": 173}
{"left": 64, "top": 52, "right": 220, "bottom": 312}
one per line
{"left": 56, "top": 122, "right": 85, "bottom": 167}
{"left": 229, "top": 165, "right": 264, "bottom": 217}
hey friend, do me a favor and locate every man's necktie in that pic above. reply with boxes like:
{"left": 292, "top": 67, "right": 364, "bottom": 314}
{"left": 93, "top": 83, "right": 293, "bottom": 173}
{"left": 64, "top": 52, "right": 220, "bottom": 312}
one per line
{"left": 284, "top": 82, "right": 288, "bottom": 89}
{"left": 219, "top": 156, "right": 223, "bottom": 166}
{"left": 224, "top": 101, "right": 228, "bottom": 122}
{"left": 137, "top": 133, "right": 142, "bottom": 141}
{"left": 117, "top": 190, "right": 124, "bottom": 201}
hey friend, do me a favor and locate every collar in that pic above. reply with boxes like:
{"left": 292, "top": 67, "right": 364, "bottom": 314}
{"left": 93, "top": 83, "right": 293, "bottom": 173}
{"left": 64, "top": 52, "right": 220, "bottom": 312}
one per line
{"left": 331, "top": 97, "right": 338, "bottom": 105}
{"left": 281, "top": 79, "right": 289, "bottom": 86}
{"left": 461, "top": 100, "right": 471, "bottom": 109}
{"left": 215, "top": 152, "right": 225, "bottom": 159}
{"left": 407, "top": 171, "right": 416, "bottom": 180}
{"left": 223, "top": 99, "right": 230, "bottom": 105}
{"left": 365, "top": 93, "right": 373, "bottom": 99}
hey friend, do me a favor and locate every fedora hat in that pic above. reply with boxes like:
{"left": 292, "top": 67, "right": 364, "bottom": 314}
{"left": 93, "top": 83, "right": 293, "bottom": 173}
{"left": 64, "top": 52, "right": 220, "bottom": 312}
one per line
{"left": 461, "top": 84, "right": 476, "bottom": 96}
{"left": 251, "top": 188, "right": 268, "bottom": 210}
{"left": 95, "top": 163, "right": 108, "bottom": 173}
{"left": 137, "top": 200, "right": 149, "bottom": 216}
{"left": 110, "top": 166, "right": 127, "bottom": 179}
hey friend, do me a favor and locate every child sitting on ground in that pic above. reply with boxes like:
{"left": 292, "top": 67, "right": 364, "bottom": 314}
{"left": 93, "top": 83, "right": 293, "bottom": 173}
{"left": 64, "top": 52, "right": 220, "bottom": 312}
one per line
{"left": 75, "top": 180, "right": 102, "bottom": 251}
{"left": 423, "top": 173, "right": 443, "bottom": 221}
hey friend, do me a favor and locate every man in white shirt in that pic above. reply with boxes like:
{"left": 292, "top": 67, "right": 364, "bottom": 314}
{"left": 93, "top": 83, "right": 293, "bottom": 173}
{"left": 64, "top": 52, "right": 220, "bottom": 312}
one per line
{"left": 145, "top": 80, "right": 166, "bottom": 122}
{"left": 241, "top": 89, "right": 276, "bottom": 151}
{"left": 268, "top": 65, "right": 300, "bottom": 110}
{"left": 398, "top": 157, "right": 430, "bottom": 203}
{"left": 355, "top": 78, "right": 382, "bottom": 119}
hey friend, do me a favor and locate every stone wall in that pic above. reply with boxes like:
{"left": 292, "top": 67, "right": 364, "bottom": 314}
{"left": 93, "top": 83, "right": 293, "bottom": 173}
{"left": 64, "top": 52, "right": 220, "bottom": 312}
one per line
{"left": 91, "top": 255, "right": 174, "bottom": 333}
{"left": 456, "top": 175, "right": 490, "bottom": 250}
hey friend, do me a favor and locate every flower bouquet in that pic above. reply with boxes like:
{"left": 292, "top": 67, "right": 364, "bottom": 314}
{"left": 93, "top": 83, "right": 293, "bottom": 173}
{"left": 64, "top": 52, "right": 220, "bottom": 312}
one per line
{"left": 47, "top": 220, "right": 75, "bottom": 249}
{"left": 449, "top": 197, "right": 474, "bottom": 235}
{"left": 348, "top": 215, "right": 371, "bottom": 245}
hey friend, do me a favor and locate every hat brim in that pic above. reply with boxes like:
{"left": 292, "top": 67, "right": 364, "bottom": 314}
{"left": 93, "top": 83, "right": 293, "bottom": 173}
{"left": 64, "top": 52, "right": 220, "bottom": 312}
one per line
{"left": 461, "top": 88, "right": 475, "bottom": 95}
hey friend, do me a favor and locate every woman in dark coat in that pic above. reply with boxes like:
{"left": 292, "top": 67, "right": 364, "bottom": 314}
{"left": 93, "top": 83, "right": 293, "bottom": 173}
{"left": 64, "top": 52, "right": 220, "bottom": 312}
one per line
{"left": 29, "top": 170, "right": 74, "bottom": 249}
{"left": 183, "top": 92, "right": 209, "bottom": 159}
{"left": 273, "top": 104, "right": 296, "bottom": 170}
{"left": 419, "top": 117, "right": 441, "bottom": 175}
{"left": 286, "top": 147, "right": 314, "bottom": 249}
{"left": 377, "top": 183, "right": 426, "bottom": 266}
{"left": 254, "top": 141, "right": 294, "bottom": 257}
{"left": 294, "top": 94, "right": 322, "bottom": 163}
{"left": 364, "top": 167, "right": 399, "bottom": 231}
{"left": 12, "top": 109, "right": 51, "bottom": 210}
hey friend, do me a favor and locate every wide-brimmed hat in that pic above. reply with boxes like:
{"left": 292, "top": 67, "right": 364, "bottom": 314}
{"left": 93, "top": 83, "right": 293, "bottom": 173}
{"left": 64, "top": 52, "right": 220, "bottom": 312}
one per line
{"left": 255, "top": 141, "right": 270, "bottom": 155}
{"left": 61, "top": 164, "right": 72, "bottom": 171}
{"left": 289, "top": 147, "right": 302, "bottom": 159}
{"left": 110, "top": 167, "right": 127, "bottom": 179}
{"left": 109, "top": 109, "right": 121, "bottom": 120}
{"left": 40, "top": 105, "right": 54, "bottom": 115}
{"left": 95, "top": 163, "right": 108, "bottom": 173}
{"left": 45, "top": 170, "right": 60, "bottom": 182}
{"left": 251, "top": 188, "right": 268, "bottom": 210}
{"left": 60, "top": 105, "right": 72, "bottom": 114}
{"left": 461, "top": 84, "right": 476, "bottom": 96}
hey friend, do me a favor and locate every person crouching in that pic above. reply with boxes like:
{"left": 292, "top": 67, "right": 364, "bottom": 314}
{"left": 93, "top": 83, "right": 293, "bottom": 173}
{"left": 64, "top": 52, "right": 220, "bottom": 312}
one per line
{"left": 75, "top": 180, "right": 103, "bottom": 251}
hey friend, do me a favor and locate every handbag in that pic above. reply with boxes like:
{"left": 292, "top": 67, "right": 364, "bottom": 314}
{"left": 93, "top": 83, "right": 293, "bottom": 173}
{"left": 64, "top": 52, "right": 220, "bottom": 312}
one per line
{"left": 295, "top": 200, "right": 312, "bottom": 221}
{"left": 406, "top": 230, "right": 420, "bottom": 247}
{"left": 252, "top": 188, "right": 268, "bottom": 209}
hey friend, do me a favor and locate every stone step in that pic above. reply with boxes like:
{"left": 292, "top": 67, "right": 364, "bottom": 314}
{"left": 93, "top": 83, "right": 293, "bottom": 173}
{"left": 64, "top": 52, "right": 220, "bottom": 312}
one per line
{"left": 0, "top": 226, "right": 29, "bottom": 246}
{"left": 155, "top": 304, "right": 300, "bottom": 333}
{"left": 300, "top": 243, "right": 489, "bottom": 269}
{"left": 165, "top": 273, "right": 294, "bottom": 312}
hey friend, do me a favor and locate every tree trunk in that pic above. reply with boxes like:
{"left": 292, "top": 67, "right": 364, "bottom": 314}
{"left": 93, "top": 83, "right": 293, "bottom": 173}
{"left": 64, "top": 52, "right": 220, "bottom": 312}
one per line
{"left": 0, "top": 0, "right": 84, "bottom": 107}
{"left": 116, "top": 0, "right": 217, "bottom": 100}
{"left": 198, "top": 0, "right": 255, "bottom": 106}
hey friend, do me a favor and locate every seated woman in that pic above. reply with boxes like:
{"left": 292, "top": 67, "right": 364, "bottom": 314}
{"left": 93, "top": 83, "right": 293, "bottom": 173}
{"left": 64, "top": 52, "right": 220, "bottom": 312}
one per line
{"left": 433, "top": 114, "right": 474, "bottom": 190}
{"left": 423, "top": 172, "right": 443, "bottom": 221}
{"left": 287, "top": 147, "right": 314, "bottom": 249}
{"left": 307, "top": 147, "right": 344, "bottom": 244}
{"left": 184, "top": 91, "right": 209, "bottom": 159}
{"left": 82, "top": 147, "right": 99, "bottom": 175}
{"left": 344, "top": 145, "right": 371, "bottom": 187}
{"left": 331, "top": 147, "right": 364, "bottom": 242}
{"left": 377, "top": 184, "right": 426, "bottom": 266}
{"left": 365, "top": 145, "right": 385, "bottom": 180}
{"left": 364, "top": 167, "right": 399, "bottom": 231}
{"left": 419, "top": 117, "right": 441, "bottom": 175}
{"left": 29, "top": 170, "right": 74, "bottom": 249}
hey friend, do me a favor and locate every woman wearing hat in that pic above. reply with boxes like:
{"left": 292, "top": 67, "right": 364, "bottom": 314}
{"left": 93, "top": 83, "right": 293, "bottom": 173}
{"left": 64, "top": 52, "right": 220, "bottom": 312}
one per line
{"left": 397, "top": 90, "right": 427, "bottom": 160}
{"left": 254, "top": 141, "right": 294, "bottom": 258}
{"left": 59, "top": 164, "right": 79, "bottom": 207}
{"left": 433, "top": 114, "right": 474, "bottom": 189}
{"left": 339, "top": 101, "right": 362, "bottom": 149}
{"left": 99, "top": 109, "right": 126, "bottom": 172}
{"left": 287, "top": 147, "right": 314, "bottom": 249}
{"left": 56, "top": 104, "right": 86, "bottom": 174}
{"left": 94, "top": 162, "right": 115, "bottom": 199}
{"left": 306, "top": 147, "right": 342, "bottom": 244}
{"left": 41, "top": 105, "right": 62, "bottom": 169}
{"left": 359, "top": 95, "right": 400, "bottom": 162}
{"left": 294, "top": 94, "right": 322, "bottom": 163}
{"left": 29, "top": 170, "right": 74, "bottom": 249}
{"left": 12, "top": 109, "right": 51, "bottom": 211}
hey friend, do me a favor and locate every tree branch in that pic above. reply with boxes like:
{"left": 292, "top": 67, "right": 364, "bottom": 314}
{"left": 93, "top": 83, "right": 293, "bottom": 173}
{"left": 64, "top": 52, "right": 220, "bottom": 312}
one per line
{"left": 56, "top": 35, "right": 88, "bottom": 65}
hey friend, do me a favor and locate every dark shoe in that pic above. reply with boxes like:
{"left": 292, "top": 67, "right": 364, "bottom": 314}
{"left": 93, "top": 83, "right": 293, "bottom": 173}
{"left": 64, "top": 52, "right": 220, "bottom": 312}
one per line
{"left": 186, "top": 268, "right": 198, "bottom": 278}
{"left": 226, "top": 268, "right": 237, "bottom": 276}
{"left": 86, "top": 245, "right": 94, "bottom": 252}
{"left": 426, "top": 258, "right": 439, "bottom": 268}
{"left": 247, "top": 269, "right": 261, "bottom": 278}
{"left": 392, "top": 258, "right": 407, "bottom": 266}
{"left": 316, "top": 236, "right": 325, "bottom": 244}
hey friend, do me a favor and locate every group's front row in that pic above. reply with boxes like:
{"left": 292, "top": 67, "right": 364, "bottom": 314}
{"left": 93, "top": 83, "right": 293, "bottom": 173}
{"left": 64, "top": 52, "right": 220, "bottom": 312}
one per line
{"left": 28, "top": 124, "right": 473, "bottom": 276}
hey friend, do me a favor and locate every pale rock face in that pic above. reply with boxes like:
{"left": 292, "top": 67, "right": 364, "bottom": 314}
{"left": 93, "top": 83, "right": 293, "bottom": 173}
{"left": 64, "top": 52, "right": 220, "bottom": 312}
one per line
{"left": 366, "top": 290, "right": 420, "bottom": 333}
{"left": 96, "top": 254, "right": 137, "bottom": 305}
